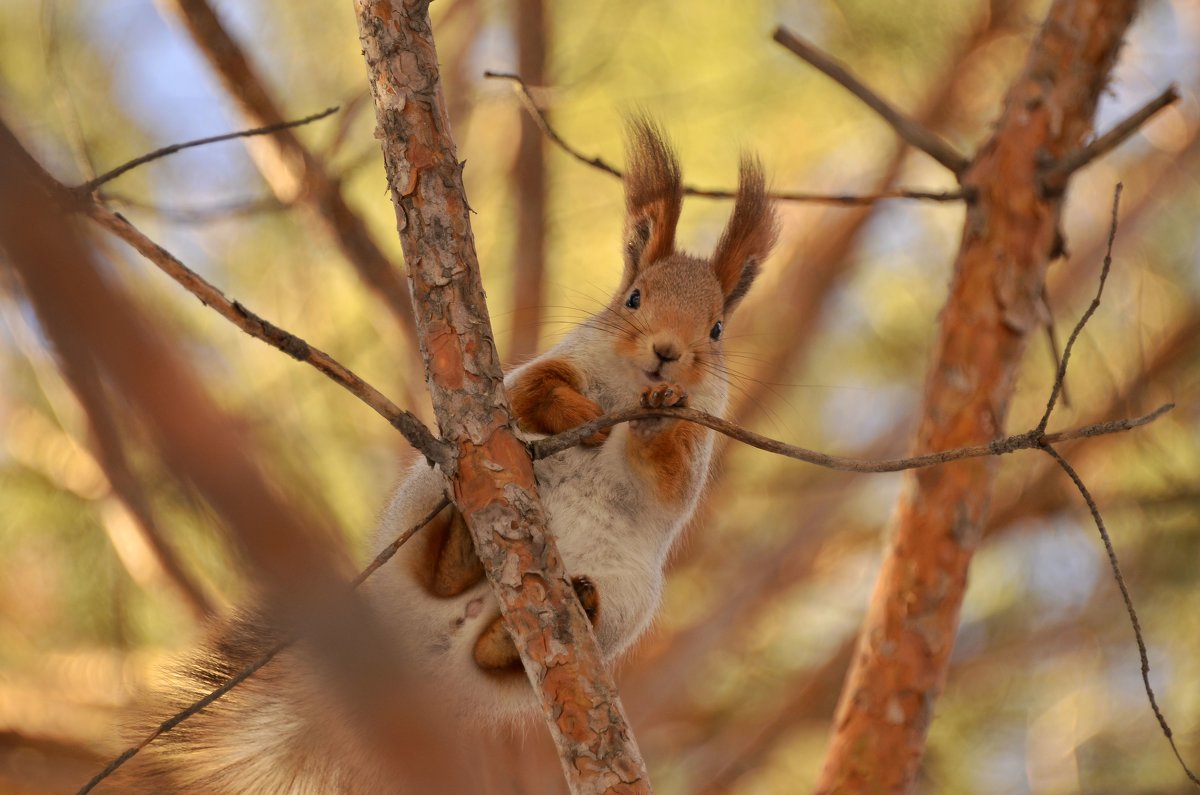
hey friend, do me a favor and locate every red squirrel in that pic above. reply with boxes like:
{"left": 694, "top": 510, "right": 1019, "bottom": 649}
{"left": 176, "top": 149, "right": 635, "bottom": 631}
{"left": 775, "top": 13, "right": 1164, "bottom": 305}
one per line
{"left": 114, "top": 119, "right": 777, "bottom": 793}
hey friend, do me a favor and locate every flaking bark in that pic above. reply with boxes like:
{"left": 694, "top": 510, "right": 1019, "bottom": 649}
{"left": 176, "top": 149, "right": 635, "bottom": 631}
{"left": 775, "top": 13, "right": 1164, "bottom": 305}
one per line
{"left": 351, "top": 2, "right": 651, "bottom": 793}
{"left": 815, "top": 1, "right": 1141, "bottom": 791}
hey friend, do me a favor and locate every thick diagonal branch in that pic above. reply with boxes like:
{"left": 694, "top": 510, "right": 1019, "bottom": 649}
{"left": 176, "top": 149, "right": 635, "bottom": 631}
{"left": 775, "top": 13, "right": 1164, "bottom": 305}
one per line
{"left": 353, "top": 2, "right": 651, "bottom": 793}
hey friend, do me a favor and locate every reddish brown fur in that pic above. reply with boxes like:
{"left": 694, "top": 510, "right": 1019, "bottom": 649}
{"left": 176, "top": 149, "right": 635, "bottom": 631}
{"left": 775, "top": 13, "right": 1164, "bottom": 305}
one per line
{"left": 474, "top": 577, "right": 599, "bottom": 672}
{"left": 410, "top": 502, "right": 484, "bottom": 597}
{"left": 711, "top": 155, "right": 779, "bottom": 311}
{"left": 623, "top": 118, "right": 683, "bottom": 281}
{"left": 628, "top": 420, "right": 707, "bottom": 503}
{"left": 625, "top": 383, "right": 706, "bottom": 503}
{"left": 509, "top": 358, "right": 609, "bottom": 445}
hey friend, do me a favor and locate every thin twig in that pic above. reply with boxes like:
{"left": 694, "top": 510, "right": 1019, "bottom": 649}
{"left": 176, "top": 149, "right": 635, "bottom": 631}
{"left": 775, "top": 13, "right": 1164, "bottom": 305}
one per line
{"left": 532, "top": 402, "right": 1172, "bottom": 469}
{"left": 75, "top": 497, "right": 449, "bottom": 795}
{"left": 1048, "top": 85, "right": 1180, "bottom": 184}
{"left": 76, "top": 638, "right": 289, "bottom": 795}
{"left": 772, "top": 26, "right": 970, "bottom": 175}
{"left": 484, "top": 71, "right": 967, "bottom": 206}
{"left": 1037, "top": 183, "right": 1122, "bottom": 434}
{"left": 1039, "top": 444, "right": 1200, "bottom": 788}
{"left": 85, "top": 203, "right": 452, "bottom": 471}
{"left": 75, "top": 106, "right": 340, "bottom": 195}
{"left": 1041, "top": 286, "right": 1071, "bottom": 409}
{"left": 1033, "top": 181, "right": 1197, "bottom": 788}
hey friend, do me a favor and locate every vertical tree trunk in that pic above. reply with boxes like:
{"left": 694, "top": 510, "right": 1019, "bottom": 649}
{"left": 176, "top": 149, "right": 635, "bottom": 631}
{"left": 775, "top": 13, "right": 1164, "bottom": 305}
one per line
{"left": 816, "top": 1, "right": 1139, "bottom": 791}
{"left": 508, "top": 0, "right": 549, "bottom": 362}
{"left": 351, "top": 2, "right": 651, "bottom": 793}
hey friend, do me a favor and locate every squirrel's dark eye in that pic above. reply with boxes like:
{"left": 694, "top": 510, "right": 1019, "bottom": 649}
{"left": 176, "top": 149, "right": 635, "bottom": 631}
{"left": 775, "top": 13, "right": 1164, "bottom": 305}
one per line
{"left": 625, "top": 289, "right": 641, "bottom": 310}
{"left": 710, "top": 320, "right": 724, "bottom": 341}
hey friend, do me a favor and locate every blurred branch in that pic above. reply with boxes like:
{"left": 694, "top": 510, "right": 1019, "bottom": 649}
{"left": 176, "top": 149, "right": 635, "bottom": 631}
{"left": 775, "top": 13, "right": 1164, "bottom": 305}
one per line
{"left": 532, "top": 403, "right": 1172, "bottom": 468}
{"left": 507, "top": 0, "right": 549, "bottom": 362}
{"left": 1045, "top": 83, "right": 1180, "bottom": 189}
{"left": 74, "top": 106, "right": 339, "bottom": 196}
{"left": 0, "top": 297, "right": 216, "bottom": 619}
{"left": 771, "top": 26, "right": 971, "bottom": 175}
{"left": 355, "top": 2, "right": 651, "bottom": 793}
{"left": 157, "top": 0, "right": 418, "bottom": 339}
{"left": 76, "top": 497, "right": 449, "bottom": 795}
{"left": 484, "top": 71, "right": 967, "bottom": 206}
{"left": 0, "top": 116, "right": 352, "bottom": 604}
{"left": 100, "top": 192, "right": 286, "bottom": 223}
{"left": 63, "top": 354, "right": 217, "bottom": 620}
{"left": 82, "top": 203, "right": 451, "bottom": 470}
{"left": 0, "top": 117, "right": 401, "bottom": 792}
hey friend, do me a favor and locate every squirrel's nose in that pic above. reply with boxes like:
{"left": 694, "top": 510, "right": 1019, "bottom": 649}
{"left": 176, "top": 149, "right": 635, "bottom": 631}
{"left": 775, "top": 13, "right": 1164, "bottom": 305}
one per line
{"left": 653, "top": 343, "right": 681, "bottom": 364}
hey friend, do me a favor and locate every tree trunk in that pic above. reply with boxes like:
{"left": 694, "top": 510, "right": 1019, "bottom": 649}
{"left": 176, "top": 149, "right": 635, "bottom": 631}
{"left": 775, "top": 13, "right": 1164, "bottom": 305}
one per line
{"left": 351, "top": 2, "right": 651, "bottom": 793}
{"left": 815, "top": 1, "right": 1140, "bottom": 791}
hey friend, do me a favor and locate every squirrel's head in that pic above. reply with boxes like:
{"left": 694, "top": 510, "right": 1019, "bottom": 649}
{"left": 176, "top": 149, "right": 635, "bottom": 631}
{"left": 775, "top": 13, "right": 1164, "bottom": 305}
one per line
{"left": 607, "top": 118, "right": 778, "bottom": 392}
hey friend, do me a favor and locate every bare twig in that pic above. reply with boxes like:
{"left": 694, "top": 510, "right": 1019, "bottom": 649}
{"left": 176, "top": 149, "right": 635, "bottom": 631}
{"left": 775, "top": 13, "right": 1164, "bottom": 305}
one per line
{"left": 1037, "top": 183, "right": 1121, "bottom": 434}
{"left": 1047, "top": 84, "right": 1180, "bottom": 185}
{"left": 84, "top": 203, "right": 452, "bottom": 470}
{"left": 74, "top": 106, "right": 339, "bottom": 196}
{"left": 771, "top": 26, "right": 971, "bottom": 175}
{"left": 1039, "top": 444, "right": 1200, "bottom": 787}
{"left": 1029, "top": 184, "right": 1198, "bottom": 788}
{"left": 76, "top": 638, "right": 288, "bottom": 795}
{"left": 484, "top": 71, "right": 967, "bottom": 206}
{"left": 75, "top": 497, "right": 450, "bottom": 795}
{"left": 533, "top": 403, "right": 1172, "bottom": 469}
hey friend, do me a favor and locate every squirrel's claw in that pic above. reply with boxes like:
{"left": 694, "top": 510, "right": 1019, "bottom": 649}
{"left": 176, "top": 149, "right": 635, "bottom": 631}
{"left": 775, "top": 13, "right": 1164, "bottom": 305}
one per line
{"left": 641, "top": 382, "right": 688, "bottom": 409}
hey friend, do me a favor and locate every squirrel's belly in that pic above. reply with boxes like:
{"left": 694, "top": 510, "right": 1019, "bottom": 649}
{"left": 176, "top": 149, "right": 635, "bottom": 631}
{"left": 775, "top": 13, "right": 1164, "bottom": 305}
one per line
{"left": 370, "top": 435, "right": 685, "bottom": 722}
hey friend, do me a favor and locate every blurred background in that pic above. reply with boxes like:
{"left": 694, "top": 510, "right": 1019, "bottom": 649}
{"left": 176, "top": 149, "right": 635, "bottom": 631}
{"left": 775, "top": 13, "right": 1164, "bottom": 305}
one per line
{"left": 1, "top": 0, "right": 1197, "bottom": 792}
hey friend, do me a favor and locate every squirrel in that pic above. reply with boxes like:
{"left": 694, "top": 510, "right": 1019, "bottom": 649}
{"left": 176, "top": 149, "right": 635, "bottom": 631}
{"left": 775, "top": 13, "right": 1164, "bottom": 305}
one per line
{"left": 109, "top": 118, "right": 777, "bottom": 793}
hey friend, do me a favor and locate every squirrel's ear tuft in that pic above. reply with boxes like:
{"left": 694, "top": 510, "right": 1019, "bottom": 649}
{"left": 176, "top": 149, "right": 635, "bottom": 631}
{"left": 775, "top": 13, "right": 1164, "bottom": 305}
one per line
{"left": 712, "top": 154, "right": 777, "bottom": 313}
{"left": 622, "top": 117, "right": 683, "bottom": 288}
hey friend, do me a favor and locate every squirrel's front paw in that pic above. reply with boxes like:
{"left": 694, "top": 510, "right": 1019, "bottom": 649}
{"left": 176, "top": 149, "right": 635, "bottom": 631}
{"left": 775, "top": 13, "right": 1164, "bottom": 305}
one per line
{"left": 641, "top": 382, "right": 688, "bottom": 409}
{"left": 576, "top": 398, "right": 611, "bottom": 446}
